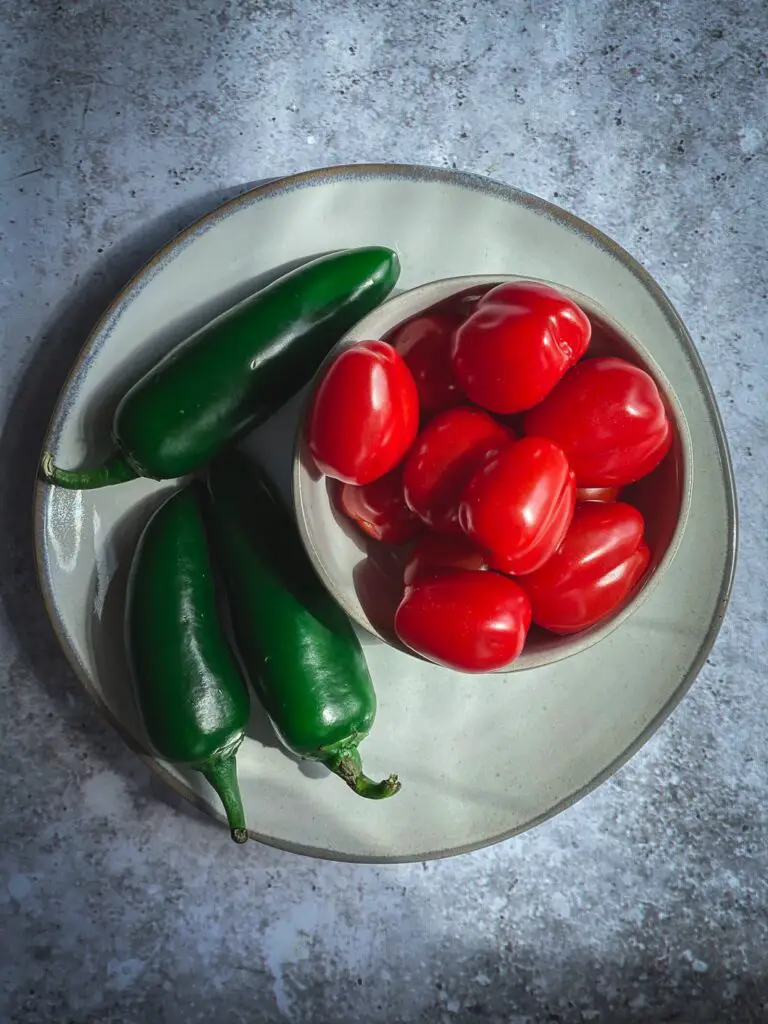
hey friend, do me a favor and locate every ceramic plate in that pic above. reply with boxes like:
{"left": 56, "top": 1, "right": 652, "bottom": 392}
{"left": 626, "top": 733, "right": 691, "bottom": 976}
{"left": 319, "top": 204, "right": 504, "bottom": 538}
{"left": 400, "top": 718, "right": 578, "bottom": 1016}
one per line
{"left": 35, "top": 164, "right": 736, "bottom": 862}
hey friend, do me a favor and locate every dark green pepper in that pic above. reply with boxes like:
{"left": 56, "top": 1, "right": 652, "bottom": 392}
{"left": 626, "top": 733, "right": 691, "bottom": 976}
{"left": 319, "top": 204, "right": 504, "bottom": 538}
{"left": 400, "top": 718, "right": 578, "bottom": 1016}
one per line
{"left": 42, "top": 246, "right": 400, "bottom": 489}
{"left": 205, "top": 451, "right": 400, "bottom": 800}
{"left": 126, "top": 483, "right": 251, "bottom": 842}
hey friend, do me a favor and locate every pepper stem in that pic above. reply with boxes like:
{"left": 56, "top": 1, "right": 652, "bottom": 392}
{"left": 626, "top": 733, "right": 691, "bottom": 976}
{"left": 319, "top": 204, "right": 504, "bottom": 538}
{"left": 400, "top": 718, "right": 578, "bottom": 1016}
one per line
{"left": 200, "top": 755, "right": 248, "bottom": 843}
{"left": 40, "top": 450, "right": 138, "bottom": 489}
{"left": 325, "top": 746, "right": 401, "bottom": 800}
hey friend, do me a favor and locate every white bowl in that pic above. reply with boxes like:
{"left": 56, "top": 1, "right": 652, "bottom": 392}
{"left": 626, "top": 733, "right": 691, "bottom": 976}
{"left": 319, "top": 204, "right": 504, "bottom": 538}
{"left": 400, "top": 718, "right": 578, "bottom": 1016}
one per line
{"left": 293, "top": 275, "right": 692, "bottom": 672}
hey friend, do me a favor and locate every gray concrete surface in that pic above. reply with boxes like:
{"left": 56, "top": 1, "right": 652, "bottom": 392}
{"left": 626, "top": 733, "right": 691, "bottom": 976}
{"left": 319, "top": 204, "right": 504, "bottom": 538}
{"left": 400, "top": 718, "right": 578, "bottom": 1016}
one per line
{"left": 1, "top": 1, "right": 766, "bottom": 1021}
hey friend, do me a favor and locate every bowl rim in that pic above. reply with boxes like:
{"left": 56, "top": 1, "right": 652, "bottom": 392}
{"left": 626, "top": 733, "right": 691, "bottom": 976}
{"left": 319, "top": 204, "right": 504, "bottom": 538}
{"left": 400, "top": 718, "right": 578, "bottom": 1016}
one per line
{"left": 293, "top": 273, "right": 695, "bottom": 672}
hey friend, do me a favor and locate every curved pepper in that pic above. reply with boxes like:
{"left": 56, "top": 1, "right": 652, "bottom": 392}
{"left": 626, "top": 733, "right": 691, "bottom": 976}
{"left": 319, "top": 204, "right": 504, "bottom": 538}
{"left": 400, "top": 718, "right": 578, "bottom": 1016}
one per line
{"left": 205, "top": 451, "right": 400, "bottom": 800}
{"left": 126, "top": 484, "right": 251, "bottom": 843}
{"left": 42, "top": 247, "right": 400, "bottom": 489}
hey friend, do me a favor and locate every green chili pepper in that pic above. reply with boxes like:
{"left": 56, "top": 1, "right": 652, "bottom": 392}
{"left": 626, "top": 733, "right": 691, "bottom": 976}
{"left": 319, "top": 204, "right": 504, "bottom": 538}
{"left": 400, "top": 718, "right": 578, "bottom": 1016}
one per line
{"left": 42, "top": 246, "right": 400, "bottom": 489}
{"left": 205, "top": 451, "right": 400, "bottom": 800}
{"left": 126, "top": 483, "right": 251, "bottom": 842}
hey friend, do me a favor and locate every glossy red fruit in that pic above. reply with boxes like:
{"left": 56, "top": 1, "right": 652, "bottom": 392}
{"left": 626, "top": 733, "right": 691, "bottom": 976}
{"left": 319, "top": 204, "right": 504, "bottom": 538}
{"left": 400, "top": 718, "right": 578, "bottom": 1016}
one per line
{"left": 394, "top": 570, "right": 532, "bottom": 672}
{"left": 403, "top": 533, "right": 488, "bottom": 585}
{"left": 337, "top": 467, "right": 423, "bottom": 545}
{"left": 459, "top": 436, "right": 576, "bottom": 575}
{"left": 523, "top": 356, "right": 672, "bottom": 487}
{"left": 518, "top": 501, "right": 651, "bottom": 634}
{"left": 307, "top": 340, "right": 419, "bottom": 484}
{"left": 451, "top": 281, "right": 591, "bottom": 414}
{"left": 389, "top": 312, "right": 464, "bottom": 416}
{"left": 402, "top": 407, "right": 513, "bottom": 534}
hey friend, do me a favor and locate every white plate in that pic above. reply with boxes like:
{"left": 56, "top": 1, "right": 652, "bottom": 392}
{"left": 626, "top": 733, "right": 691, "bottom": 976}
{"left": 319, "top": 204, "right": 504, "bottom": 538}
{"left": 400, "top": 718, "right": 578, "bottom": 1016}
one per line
{"left": 35, "top": 164, "right": 736, "bottom": 862}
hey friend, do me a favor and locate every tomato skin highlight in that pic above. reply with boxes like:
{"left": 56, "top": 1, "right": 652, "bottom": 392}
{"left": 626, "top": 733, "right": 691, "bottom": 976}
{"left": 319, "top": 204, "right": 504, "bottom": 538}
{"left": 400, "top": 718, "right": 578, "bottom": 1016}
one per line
{"left": 518, "top": 501, "right": 651, "bottom": 634}
{"left": 459, "top": 437, "right": 576, "bottom": 576}
{"left": 451, "top": 281, "right": 591, "bottom": 414}
{"left": 307, "top": 341, "right": 419, "bottom": 485}
{"left": 403, "top": 533, "right": 489, "bottom": 585}
{"left": 390, "top": 312, "right": 464, "bottom": 417}
{"left": 523, "top": 356, "right": 672, "bottom": 487}
{"left": 337, "top": 467, "right": 423, "bottom": 545}
{"left": 394, "top": 569, "right": 532, "bottom": 672}
{"left": 402, "top": 407, "right": 513, "bottom": 535}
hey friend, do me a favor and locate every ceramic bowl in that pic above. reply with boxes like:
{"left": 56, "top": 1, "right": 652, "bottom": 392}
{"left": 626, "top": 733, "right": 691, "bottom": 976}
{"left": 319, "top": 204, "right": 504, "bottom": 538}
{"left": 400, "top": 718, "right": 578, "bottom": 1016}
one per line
{"left": 293, "top": 275, "right": 692, "bottom": 672}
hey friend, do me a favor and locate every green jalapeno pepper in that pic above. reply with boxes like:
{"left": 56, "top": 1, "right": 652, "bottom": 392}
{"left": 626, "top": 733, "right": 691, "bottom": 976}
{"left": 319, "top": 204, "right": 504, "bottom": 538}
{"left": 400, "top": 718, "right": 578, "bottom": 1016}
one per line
{"left": 42, "top": 246, "right": 400, "bottom": 489}
{"left": 126, "top": 483, "right": 251, "bottom": 842}
{"left": 205, "top": 451, "right": 400, "bottom": 800}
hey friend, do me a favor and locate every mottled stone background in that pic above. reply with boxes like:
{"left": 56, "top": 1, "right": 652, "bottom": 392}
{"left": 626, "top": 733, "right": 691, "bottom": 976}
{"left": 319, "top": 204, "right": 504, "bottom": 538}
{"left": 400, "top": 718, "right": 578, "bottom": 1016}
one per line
{"left": 1, "top": 1, "right": 766, "bottom": 1022}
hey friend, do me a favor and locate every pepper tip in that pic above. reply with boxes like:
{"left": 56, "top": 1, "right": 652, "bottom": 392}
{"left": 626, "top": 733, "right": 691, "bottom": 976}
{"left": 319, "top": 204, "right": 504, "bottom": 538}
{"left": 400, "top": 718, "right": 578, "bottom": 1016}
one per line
{"left": 231, "top": 827, "right": 248, "bottom": 844}
{"left": 327, "top": 750, "right": 402, "bottom": 800}
{"left": 383, "top": 774, "right": 401, "bottom": 796}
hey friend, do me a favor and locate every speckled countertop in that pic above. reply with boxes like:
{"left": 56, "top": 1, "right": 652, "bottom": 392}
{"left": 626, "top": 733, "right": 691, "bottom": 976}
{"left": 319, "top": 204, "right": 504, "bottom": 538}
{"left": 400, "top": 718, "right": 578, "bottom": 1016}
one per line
{"left": 1, "top": 1, "right": 766, "bottom": 1022}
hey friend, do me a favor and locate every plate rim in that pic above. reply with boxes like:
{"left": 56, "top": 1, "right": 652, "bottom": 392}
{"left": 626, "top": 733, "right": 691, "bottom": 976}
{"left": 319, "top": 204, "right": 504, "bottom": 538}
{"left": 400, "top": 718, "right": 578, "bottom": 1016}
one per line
{"left": 32, "top": 162, "right": 738, "bottom": 862}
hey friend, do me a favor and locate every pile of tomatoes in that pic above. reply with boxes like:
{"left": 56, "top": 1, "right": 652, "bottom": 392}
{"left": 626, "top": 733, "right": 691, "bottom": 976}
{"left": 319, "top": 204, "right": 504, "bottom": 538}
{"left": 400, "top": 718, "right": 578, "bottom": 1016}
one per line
{"left": 306, "top": 281, "right": 672, "bottom": 673}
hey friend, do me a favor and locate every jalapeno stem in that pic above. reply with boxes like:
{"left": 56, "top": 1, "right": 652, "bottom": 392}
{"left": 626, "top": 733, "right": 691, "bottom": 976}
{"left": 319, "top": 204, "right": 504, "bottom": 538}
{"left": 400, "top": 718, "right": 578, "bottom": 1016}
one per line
{"left": 200, "top": 755, "right": 248, "bottom": 843}
{"left": 40, "top": 451, "right": 138, "bottom": 489}
{"left": 325, "top": 747, "right": 401, "bottom": 800}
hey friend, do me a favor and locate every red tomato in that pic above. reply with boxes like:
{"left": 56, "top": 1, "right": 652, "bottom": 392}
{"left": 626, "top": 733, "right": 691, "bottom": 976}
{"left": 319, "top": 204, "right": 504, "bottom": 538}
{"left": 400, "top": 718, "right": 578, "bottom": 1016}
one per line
{"left": 523, "top": 356, "right": 672, "bottom": 487}
{"left": 451, "top": 281, "right": 591, "bottom": 414}
{"left": 576, "top": 486, "right": 619, "bottom": 503}
{"left": 389, "top": 312, "right": 464, "bottom": 416}
{"left": 403, "top": 533, "right": 488, "bottom": 585}
{"left": 402, "top": 407, "right": 513, "bottom": 534}
{"left": 307, "top": 341, "right": 419, "bottom": 484}
{"left": 518, "top": 501, "right": 651, "bottom": 634}
{"left": 459, "top": 437, "right": 576, "bottom": 575}
{"left": 336, "top": 467, "right": 423, "bottom": 545}
{"left": 394, "top": 570, "right": 532, "bottom": 672}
